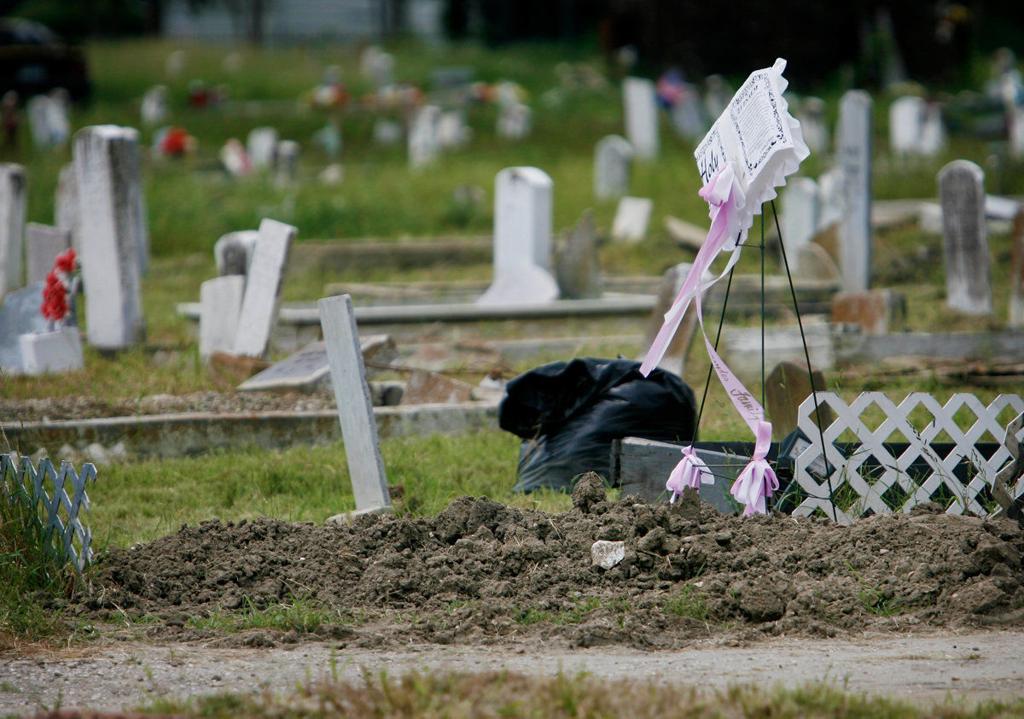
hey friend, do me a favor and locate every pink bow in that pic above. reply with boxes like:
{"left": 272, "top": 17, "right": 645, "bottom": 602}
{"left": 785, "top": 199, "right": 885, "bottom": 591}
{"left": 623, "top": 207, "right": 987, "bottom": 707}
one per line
{"left": 730, "top": 421, "right": 779, "bottom": 515}
{"left": 665, "top": 445, "right": 713, "bottom": 502}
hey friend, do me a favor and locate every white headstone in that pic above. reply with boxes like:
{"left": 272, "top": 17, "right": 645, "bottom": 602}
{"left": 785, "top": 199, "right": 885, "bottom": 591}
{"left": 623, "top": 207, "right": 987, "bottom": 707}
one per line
{"left": 496, "top": 102, "right": 531, "bottom": 140}
{"left": 25, "top": 223, "right": 71, "bottom": 285}
{"left": 918, "top": 104, "right": 946, "bottom": 156}
{"left": 437, "top": 110, "right": 469, "bottom": 149}
{"left": 19, "top": 326, "right": 83, "bottom": 375}
{"left": 594, "top": 135, "right": 633, "bottom": 200}
{"left": 214, "top": 229, "right": 258, "bottom": 276}
{"left": 199, "top": 275, "right": 244, "bottom": 361}
{"left": 141, "top": 85, "right": 169, "bottom": 126}
{"left": 889, "top": 96, "right": 925, "bottom": 156}
{"left": 623, "top": 77, "right": 659, "bottom": 160}
{"left": 798, "top": 97, "right": 828, "bottom": 155}
{"left": 669, "top": 86, "right": 705, "bottom": 140}
{"left": 274, "top": 140, "right": 300, "bottom": 185}
{"left": 0, "top": 163, "right": 26, "bottom": 297}
{"left": 408, "top": 105, "right": 441, "bottom": 169}
{"left": 836, "top": 90, "right": 873, "bottom": 292}
{"left": 220, "top": 139, "right": 252, "bottom": 177}
{"left": 27, "top": 96, "right": 57, "bottom": 149}
{"left": 0, "top": 281, "right": 48, "bottom": 372}
{"left": 55, "top": 163, "right": 79, "bottom": 252}
{"left": 46, "top": 90, "right": 70, "bottom": 146}
{"left": 318, "top": 293, "right": 391, "bottom": 513}
{"left": 247, "top": 127, "right": 279, "bottom": 170}
{"left": 703, "top": 74, "right": 732, "bottom": 120}
{"left": 73, "top": 126, "right": 147, "bottom": 349}
{"left": 780, "top": 177, "right": 820, "bottom": 270}
{"left": 611, "top": 196, "right": 653, "bottom": 243}
{"left": 232, "top": 218, "right": 295, "bottom": 358}
{"left": 939, "top": 160, "right": 992, "bottom": 315}
{"left": 477, "top": 167, "right": 558, "bottom": 306}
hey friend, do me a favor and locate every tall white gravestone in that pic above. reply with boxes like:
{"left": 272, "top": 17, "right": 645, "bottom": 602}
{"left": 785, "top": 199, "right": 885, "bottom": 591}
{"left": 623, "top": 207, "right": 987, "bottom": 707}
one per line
{"left": 232, "top": 218, "right": 296, "bottom": 358}
{"left": 594, "top": 135, "right": 633, "bottom": 200}
{"left": 318, "top": 293, "right": 391, "bottom": 513}
{"left": 939, "top": 160, "right": 992, "bottom": 315}
{"left": 836, "top": 91, "right": 873, "bottom": 292}
{"left": 408, "top": 105, "right": 441, "bottom": 169}
{"left": 247, "top": 127, "right": 279, "bottom": 170}
{"left": 477, "top": 167, "right": 559, "bottom": 306}
{"left": 199, "top": 275, "right": 245, "bottom": 360}
{"left": 780, "top": 177, "right": 820, "bottom": 271}
{"left": 623, "top": 77, "right": 659, "bottom": 160}
{"left": 889, "top": 96, "right": 924, "bottom": 156}
{"left": 73, "top": 126, "right": 147, "bottom": 349}
{"left": 55, "top": 163, "right": 79, "bottom": 252}
{"left": 0, "top": 163, "right": 26, "bottom": 297}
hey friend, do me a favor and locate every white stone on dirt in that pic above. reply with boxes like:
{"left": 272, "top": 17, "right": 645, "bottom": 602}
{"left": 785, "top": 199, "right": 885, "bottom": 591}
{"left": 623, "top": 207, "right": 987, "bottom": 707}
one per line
{"left": 591, "top": 540, "right": 626, "bottom": 569}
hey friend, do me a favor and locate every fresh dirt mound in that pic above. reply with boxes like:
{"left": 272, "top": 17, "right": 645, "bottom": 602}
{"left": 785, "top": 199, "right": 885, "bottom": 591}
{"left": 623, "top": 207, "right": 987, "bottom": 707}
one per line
{"left": 81, "top": 489, "right": 1024, "bottom": 648}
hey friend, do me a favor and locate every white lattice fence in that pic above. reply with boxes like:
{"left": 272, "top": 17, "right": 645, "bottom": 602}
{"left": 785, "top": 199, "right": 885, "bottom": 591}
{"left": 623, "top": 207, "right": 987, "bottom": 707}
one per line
{"left": 0, "top": 454, "right": 97, "bottom": 571}
{"left": 792, "top": 393, "right": 1024, "bottom": 523}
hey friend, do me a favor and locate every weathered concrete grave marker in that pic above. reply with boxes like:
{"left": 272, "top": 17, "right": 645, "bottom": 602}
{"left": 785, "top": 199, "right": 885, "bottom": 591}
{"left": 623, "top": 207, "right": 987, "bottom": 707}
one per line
{"left": 836, "top": 90, "right": 873, "bottom": 292}
{"left": 25, "top": 223, "right": 71, "bottom": 285}
{"left": 623, "top": 77, "right": 659, "bottom": 160}
{"left": 497, "top": 102, "right": 531, "bottom": 140}
{"left": 798, "top": 97, "right": 828, "bottom": 155}
{"left": 765, "top": 360, "right": 832, "bottom": 440}
{"left": 247, "top": 127, "right": 279, "bottom": 170}
{"left": 0, "top": 281, "right": 48, "bottom": 372}
{"left": 319, "top": 294, "right": 391, "bottom": 514}
{"left": 238, "top": 336, "right": 395, "bottom": 393}
{"left": 408, "top": 105, "right": 441, "bottom": 169}
{"left": 1011, "top": 208, "right": 1024, "bottom": 328}
{"left": 0, "top": 163, "right": 26, "bottom": 297}
{"left": 55, "top": 163, "right": 79, "bottom": 252}
{"left": 477, "top": 167, "right": 559, "bottom": 306}
{"left": 274, "top": 140, "right": 300, "bottom": 185}
{"left": 939, "top": 160, "right": 992, "bottom": 315}
{"left": 232, "top": 218, "right": 296, "bottom": 358}
{"left": 780, "top": 177, "right": 819, "bottom": 271}
{"left": 594, "top": 135, "right": 633, "bottom": 200}
{"left": 611, "top": 196, "right": 653, "bottom": 243}
{"left": 214, "top": 230, "right": 258, "bottom": 277}
{"left": 199, "top": 275, "right": 244, "bottom": 361}
{"left": 73, "top": 126, "right": 147, "bottom": 349}
{"left": 889, "top": 95, "right": 924, "bottom": 156}
{"left": 554, "top": 210, "right": 601, "bottom": 300}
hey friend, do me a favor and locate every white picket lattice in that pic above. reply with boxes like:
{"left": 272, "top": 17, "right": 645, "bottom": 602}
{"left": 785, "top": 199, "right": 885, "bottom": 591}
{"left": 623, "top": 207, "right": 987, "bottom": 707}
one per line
{"left": 0, "top": 453, "right": 97, "bottom": 571}
{"left": 792, "top": 393, "right": 1024, "bottom": 523}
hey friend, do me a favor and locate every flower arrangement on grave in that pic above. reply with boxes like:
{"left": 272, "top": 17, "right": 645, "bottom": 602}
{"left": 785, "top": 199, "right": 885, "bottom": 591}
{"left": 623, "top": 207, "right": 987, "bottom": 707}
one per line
{"left": 40, "top": 248, "right": 77, "bottom": 329}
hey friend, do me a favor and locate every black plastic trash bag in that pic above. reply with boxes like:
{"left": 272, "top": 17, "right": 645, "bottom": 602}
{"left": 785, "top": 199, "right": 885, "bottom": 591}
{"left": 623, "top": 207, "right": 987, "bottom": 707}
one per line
{"left": 499, "top": 357, "right": 698, "bottom": 492}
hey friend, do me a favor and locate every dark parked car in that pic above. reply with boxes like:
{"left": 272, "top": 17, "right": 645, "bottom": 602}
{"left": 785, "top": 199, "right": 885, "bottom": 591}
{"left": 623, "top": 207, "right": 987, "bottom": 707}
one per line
{"left": 0, "top": 19, "right": 91, "bottom": 101}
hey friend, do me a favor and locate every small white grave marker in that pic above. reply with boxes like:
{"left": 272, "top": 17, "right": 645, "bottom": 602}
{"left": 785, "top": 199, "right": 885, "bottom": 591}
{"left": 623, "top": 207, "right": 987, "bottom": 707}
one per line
{"left": 939, "top": 160, "right": 992, "bottom": 315}
{"left": 408, "top": 105, "right": 441, "bottom": 169}
{"left": 318, "top": 294, "right": 391, "bottom": 513}
{"left": 611, "top": 196, "right": 653, "bottom": 243}
{"left": 199, "top": 275, "right": 244, "bottom": 361}
{"left": 247, "top": 127, "right": 279, "bottom": 170}
{"left": 622, "top": 77, "right": 659, "bottom": 160}
{"left": 232, "top": 219, "right": 295, "bottom": 358}
{"left": 836, "top": 90, "right": 873, "bottom": 292}
{"left": 594, "top": 135, "right": 633, "bottom": 200}
{"left": 780, "top": 177, "right": 819, "bottom": 270}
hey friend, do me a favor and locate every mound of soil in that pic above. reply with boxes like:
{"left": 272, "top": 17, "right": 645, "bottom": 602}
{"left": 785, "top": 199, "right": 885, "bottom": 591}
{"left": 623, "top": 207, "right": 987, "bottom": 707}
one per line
{"left": 81, "top": 489, "right": 1024, "bottom": 648}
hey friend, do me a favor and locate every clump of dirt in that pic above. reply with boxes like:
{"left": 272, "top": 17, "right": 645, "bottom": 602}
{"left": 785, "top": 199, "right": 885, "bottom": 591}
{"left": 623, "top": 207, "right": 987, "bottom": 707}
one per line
{"left": 79, "top": 497, "right": 1024, "bottom": 648}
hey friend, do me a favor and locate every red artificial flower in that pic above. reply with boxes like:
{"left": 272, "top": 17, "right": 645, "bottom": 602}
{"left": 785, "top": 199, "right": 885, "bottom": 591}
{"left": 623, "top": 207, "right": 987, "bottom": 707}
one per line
{"left": 160, "top": 127, "right": 190, "bottom": 156}
{"left": 53, "top": 247, "right": 76, "bottom": 274}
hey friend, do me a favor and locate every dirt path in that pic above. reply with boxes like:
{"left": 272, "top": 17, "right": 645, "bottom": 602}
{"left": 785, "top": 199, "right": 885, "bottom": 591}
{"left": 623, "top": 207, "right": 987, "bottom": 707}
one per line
{"left": 3, "top": 630, "right": 1023, "bottom": 715}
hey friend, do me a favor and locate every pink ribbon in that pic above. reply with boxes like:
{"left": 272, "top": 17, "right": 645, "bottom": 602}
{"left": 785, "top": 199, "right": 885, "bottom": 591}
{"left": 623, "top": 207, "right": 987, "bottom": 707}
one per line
{"left": 665, "top": 445, "right": 713, "bottom": 502}
{"left": 642, "top": 163, "right": 776, "bottom": 515}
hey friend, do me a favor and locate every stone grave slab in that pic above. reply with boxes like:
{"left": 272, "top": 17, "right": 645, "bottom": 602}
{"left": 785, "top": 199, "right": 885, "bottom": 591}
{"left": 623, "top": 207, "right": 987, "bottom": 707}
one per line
{"left": 765, "top": 360, "right": 832, "bottom": 440}
{"left": 55, "top": 163, "right": 79, "bottom": 252}
{"left": 611, "top": 196, "right": 653, "bottom": 243}
{"left": 836, "top": 90, "right": 872, "bottom": 292}
{"left": 554, "top": 210, "right": 601, "bottom": 300}
{"left": 623, "top": 77, "right": 659, "bottom": 160}
{"left": 19, "top": 326, "right": 83, "bottom": 375}
{"left": 232, "top": 219, "right": 296, "bottom": 358}
{"left": 199, "top": 275, "right": 244, "bottom": 361}
{"left": 0, "top": 163, "right": 26, "bottom": 297}
{"left": 780, "top": 177, "right": 819, "bottom": 270}
{"left": 939, "top": 160, "right": 992, "bottom": 315}
{"left": 0, "top": 281, "right": 48, "bottom": 372}
{"left": 247, "top": 127, "right": 279, "bottom": 170}
{"left": 238, "top": 335, "right": 395, "bottom": 393}
{"left": 594, "top": 134, "right": 633, "bottom": 200}
{"left": 214, "top": 230, "right": 258, "bottom": 277}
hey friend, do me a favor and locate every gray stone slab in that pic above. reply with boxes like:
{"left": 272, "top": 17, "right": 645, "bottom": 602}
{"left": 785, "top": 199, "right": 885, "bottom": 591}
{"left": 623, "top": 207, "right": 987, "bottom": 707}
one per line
{"left": 199, "top": 275, "right": 244, "bottom": 360}
{"left": 623, "top": 77, "right": 658, "bottom": 160}
{"left": 836, "top": 90, "right": 873, "bottom": 292}
{"left": 238, "top": 335, "right": 393, "bottom": 393}
{"left": 25, "top": 223, "right": 71, "bottom": 285}
{"left": 232, "top": 219, "right": 295, "bottom": 358}
{"left": 0, "top": 281, "right": 47, "bottom": 372}
{"left": 594, "top": 135, "right": 633, "bottom": 200}
{"left": 0, "top": 163, "right": 26, "bottom": 298}
{"left": 554, "top": 211, "right": 601, "bottom": 299}
{"left": 939, "top": 160, "right": 992, "bottom": 315}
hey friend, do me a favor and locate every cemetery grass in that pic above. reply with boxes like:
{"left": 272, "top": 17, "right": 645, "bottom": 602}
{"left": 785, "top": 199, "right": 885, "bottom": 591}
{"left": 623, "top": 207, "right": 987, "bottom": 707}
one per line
{"left": 135, "top": 672, "right": 1024, "bottom": 719}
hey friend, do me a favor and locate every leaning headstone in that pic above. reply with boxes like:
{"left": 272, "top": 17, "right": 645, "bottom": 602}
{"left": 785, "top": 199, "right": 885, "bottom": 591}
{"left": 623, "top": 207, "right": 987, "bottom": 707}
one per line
{"left": 274, "top": 140, "right": 300, "bottom": 185}
{"left": 1010, "top": 209, "right": 1024, "bottom": 328}
{"left": 798, "top": 97, "right": 828, "bottom": 155}
{"left": 247, "top": 127, "right": 279, "bottom": 170}
{"left": 611, "top": 196, "right": 653, "bottom": 243}
{"left": 939, "top": 160, "right": 992, "bottom": 315}
{"left": 54, "top": 164, "right": 79, "bottom": 252}
{"left": 24, "top": 223, "right": 71, "bottom": 285}
{"left": 836, "top": 91, "right": 873, "bottom": 292}
{"left": 593, "top": 135, "right": 633, "bottom": 200}
{"left": 0, "top": 281, "right": 47, "bottom": 372}
{"left": 622, "top": 77, "right": 659, "bottom": 160}
{"left": 73, "top": 126, "right": 147, "bottom": 349}
{"left": 199, "top": 275, "right": 244, "bottom": 361}
{"left": 214, "top": 230, "right": 258, "bottom": 277}
{"left": 780, "top": 177, "right": 819, "bottom": 270}
{"left": 408, "top": 105, "right": 441, "bottom": 169}
{"left": 496, "top": 102, "right": 531, "bottom": 140}
{"left": 0, "top": 163, "right": 26, "bottom": 297}
{"left": 889, "top": 96, "right": 924, "bottom": 156}
{"left": 765, "top": 360, "right": 832, "bottom": 440}
{"left": 140, "top": 85, "right": 169, "bottom": 126}
{"left": 477, "top": 167, "right": 558, "bottom": 306}
{"left": 232, "top": 219, "right": 295, "bottom": 358}
{"left": 318, "top": 294, "right": 391, "bottom": 513}
{"left": 554, "top": 210, "right": 601, "bottom": 299}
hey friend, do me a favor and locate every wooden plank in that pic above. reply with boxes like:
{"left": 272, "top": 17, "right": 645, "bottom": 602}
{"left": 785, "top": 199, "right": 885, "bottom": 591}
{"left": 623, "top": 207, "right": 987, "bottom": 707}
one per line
{"left": 318, "top": 294, "right": 390, "bottom": 512}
